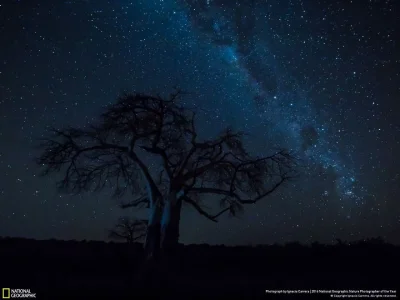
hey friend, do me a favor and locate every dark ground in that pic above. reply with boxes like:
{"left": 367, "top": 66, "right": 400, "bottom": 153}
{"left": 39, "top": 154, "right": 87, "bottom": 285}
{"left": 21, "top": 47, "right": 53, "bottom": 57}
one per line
{"left": 0, "top": 237, "right": 398, "bottom": 299}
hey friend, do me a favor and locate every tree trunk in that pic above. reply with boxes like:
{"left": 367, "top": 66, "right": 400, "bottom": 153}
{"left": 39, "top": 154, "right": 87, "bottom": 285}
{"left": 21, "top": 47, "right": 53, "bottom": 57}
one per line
{"left": 144, "top": 198, "right": 163, "bottom": 261}
{"left": 160, "top": 192, "right": 182, "bottom": 256}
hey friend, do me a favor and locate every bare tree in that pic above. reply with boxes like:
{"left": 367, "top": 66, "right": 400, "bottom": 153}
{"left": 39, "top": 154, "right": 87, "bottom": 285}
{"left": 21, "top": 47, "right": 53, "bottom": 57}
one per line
{"left": 36, "top": 88, "right": 297, "bottom": 260}
{"left": 108, "top": 217, "right": 147, "bottom": 244}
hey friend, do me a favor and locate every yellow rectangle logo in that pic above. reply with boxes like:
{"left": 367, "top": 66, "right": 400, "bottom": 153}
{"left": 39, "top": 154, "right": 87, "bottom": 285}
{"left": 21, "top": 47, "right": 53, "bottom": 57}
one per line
{"left": 2, "top": 288, "right": 10, "bottom": 299}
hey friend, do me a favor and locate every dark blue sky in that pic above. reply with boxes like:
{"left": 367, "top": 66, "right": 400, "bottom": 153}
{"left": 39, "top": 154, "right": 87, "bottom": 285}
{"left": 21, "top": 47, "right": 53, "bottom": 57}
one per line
{"left": 0, "top": 0, "right": 399, "bottom": 245}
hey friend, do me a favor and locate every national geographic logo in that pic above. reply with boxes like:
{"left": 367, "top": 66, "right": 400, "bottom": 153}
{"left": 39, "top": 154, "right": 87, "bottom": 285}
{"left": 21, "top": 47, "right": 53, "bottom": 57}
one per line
{"left": 2, "top": 289, "right": 36, "bottom": 299}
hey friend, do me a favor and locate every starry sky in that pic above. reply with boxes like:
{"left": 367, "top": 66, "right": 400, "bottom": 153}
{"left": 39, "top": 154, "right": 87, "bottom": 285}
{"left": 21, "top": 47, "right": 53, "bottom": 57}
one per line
{"left": 0, "top": 0, "right": 399, "bottom": 245}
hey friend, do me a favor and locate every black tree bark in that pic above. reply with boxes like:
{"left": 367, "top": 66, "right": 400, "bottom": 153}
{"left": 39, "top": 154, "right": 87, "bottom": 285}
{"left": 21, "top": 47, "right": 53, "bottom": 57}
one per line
{"left": 144, "top": 199, "right": 163, "bottom": 261}
{"left": 160, "top": 193, "right": 182, "bottom": 256}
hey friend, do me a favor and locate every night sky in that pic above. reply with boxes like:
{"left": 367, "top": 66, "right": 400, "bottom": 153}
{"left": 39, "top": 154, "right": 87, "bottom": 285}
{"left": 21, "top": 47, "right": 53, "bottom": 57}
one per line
{"left": 0, "top": 0, "right": 399, "bottom": 245}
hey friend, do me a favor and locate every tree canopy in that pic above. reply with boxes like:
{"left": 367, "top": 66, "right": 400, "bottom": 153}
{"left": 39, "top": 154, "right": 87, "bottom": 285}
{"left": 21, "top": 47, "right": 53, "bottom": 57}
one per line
{"left": 36, "top": 88, "right": 297, "bottom": 257}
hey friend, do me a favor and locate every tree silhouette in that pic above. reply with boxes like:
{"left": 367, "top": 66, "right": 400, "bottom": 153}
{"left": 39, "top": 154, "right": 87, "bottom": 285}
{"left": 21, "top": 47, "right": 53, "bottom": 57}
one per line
{"left": 36, "top": 88, "right": 297, "bottom": 260}
{"left": 108, "top": 217, "right": 147, "bottom": 244}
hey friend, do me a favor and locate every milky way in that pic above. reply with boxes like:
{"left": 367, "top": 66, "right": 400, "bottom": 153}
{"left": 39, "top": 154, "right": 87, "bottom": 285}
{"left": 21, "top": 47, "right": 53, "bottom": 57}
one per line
{"left": 0, "top": 0, "right": 399, "bottom": 245}
{"left": 177, "top": 0, "right": 364, "bottom": 203}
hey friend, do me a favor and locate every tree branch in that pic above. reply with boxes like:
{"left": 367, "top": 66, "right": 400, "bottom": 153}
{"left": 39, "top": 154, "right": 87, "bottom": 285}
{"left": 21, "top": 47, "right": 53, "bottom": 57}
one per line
{"left": 181, "top": 195, "right": 231, "bottom": 222}
{"left": 119, "top": 195, "right": 150, "bottom": 209}
{"left": 187, "top": 176, "right": 288, "bottom": 204}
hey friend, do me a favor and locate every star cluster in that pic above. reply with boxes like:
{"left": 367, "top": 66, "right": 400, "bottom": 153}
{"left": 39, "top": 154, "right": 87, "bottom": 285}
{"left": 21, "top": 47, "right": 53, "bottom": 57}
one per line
{"left": 0, "top": 0, "right": 399, "bottom": 245}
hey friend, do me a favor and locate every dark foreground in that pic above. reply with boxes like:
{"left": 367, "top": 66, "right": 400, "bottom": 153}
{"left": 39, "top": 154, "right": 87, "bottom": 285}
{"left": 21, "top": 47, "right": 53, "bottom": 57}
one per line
{"left": 0, "top": 237, "right": 398, "bottom": 299}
